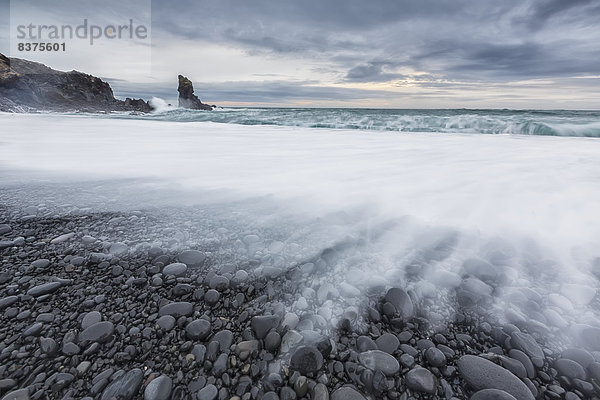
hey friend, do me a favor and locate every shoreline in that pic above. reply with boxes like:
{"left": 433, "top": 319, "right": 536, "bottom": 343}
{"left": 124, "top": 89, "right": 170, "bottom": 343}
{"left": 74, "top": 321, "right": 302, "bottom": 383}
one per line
{"left": 1, "top": 180, "right": 600, "bottom": 399}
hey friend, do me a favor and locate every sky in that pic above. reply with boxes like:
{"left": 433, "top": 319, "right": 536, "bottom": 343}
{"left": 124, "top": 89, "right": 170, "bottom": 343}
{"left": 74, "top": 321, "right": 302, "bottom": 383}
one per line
{"left": 1, "top": 0, "right": 599, "bottom": 108}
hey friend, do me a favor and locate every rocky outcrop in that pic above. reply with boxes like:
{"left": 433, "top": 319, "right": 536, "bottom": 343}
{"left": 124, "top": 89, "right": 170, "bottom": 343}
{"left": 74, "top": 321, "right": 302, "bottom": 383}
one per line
{"left": 0, "top": 53, "right": 152, "bottom": 113}
{"left": 177, "top": 75, "right": 213, "bottom": 111}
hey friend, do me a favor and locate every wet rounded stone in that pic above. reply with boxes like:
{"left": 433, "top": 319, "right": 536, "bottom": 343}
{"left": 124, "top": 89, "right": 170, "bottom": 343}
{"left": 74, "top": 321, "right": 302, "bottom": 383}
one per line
{"left": 358, "top": 350, "right": 400, "bottom": 376}
{"left": 31, "top": 259, "right": 50, "bottom": 270}
{"left": 561, "top": 348, "right": 594, "bottom": 369}
{"left": 375, "top": 333, "right": 399, "bottom": 354}
{"left": 290, "top": 346, "right": 324, "bottom": 375}
{"left": 178, "top": 250, "right": 206, "bottom": 266}
{"left": 251, "top": 315, "right": 280, "bottom": 339}
{"left": 331, "top": 386, "right": 367, "bottom": 400}
{"left": 470, "top": 389, "right": 518, "bottom": 400}
{"left": 144, "top": 374, "right": 172, "bottom": 400}
{"left": 81, "top": 311, "right": 102, "bottom": 330}
{"left": 162, "top": 262, "right": 187, "bottom": 277}
{"left": 156, "top": 315, "right": 176, "bottom": 331}
{"left": 158, "top": 302, "right": 193, "bottom": 318}
{"left": 357, "top": 336, "right": 378, "bottom": 352}
{"left": 204, "top": 289, "right": 220, "bottom": 305}
{"left": 384, "top": 287, "right": 414, "bottom": 319}
{"left": 185, "top": 319, "right": 212, "bottom": 340}
{"left": 457, "top": 355, "right": 535, "bottom": 400}
{"left": 425, "top": 347, "right": 446, "bottom": 367}
{"left": 406, "top": 367, "right": 437, "bottom": 394}
{"left": 509, "top": 332, "right": 544, "bottom": 367}
{"left": 101, "top": 368, "right": 144, "bottom": 400}
{"left": 265, "top": 331, "right": 282, "bottom": 352}
{"left": 39, "top": 337, "right": 58, "bottom": 355}
{"left": 212, "top": 329, "right": 233, "bottom": 351}
{"left": 27, "top": 282, "right": 62, "bottom": 297}
{"left": 197, "top": 383, "right": 218, "bottom": 400}
{"left": 79, "top": 321, "right": 115, "bottom": 343}
{"left": 554, "top": 358, "right": 586, "bottom": 380}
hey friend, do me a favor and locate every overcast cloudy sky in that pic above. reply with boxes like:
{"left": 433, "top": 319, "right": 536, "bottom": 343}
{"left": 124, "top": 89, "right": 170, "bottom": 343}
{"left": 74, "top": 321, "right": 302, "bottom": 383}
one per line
{"left": 2, "top": 0, "right": 599, "bottom": 108}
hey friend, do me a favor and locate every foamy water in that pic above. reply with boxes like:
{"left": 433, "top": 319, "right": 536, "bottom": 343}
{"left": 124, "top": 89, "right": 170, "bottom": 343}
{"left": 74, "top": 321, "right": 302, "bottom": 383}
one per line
{"left": 1, "top": 112, "right": 599, "bottom": 336}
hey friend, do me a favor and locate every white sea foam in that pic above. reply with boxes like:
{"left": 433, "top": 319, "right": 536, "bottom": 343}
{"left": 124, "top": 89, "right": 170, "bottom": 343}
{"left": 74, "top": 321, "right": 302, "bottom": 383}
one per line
{"left": 1, "top": 113, "right": 599, "bottom": 334}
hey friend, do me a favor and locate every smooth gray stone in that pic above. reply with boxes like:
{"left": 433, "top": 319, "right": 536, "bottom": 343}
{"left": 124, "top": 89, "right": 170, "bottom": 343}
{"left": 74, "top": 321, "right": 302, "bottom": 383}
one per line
{"left": 375, "top": 333, "right": 399, "bottom": 354}
{"left": 31, "top": 259, "right": 50, "bottom": 270}
{"left": 330, "top": 386, "right": 366, "bottom": 400}
{"left": 554, "top": 358, "right": 586, "bottom": 380}
{"left": 384, "top": 287, "right": 414, "bottom": 319}
{"left": 0, "top": 296, "right": 17, "bottom": 310}
{"left": 0, "top": 224, "right": 11, "bottom": 235}
{"left": 510, "top": 332, "right": 544, "bottom": 367}
{"left": 27, "top": 282, "right": 62, "bottom": 297}
{"left": 425, "top": 347, "right": 446, "bottom": 367}
{"left": 101, "top": 368, "right": 143, "bottom": 400}
{"left": 561, "top": 348, "right": 594, "bottom": 369}
{"left": 312, "top": 383, "right": 329, "bottom": 400}
{"left": 79, "top": 321, "right": 114, "bottom": 343}
{"left": 251, "top": 315, "right": 280, "bottom": 339}
{"left": 356, "top": 336, "right": 378, "bottom": 352}
{"left": 580, "top": 327, "right": 600, "bottom": 350}
{"left": 470, "top": 389, "right": 517, "bottom": 400}
{"left": 23, "top": 322, "right": 43, "bottom": 337}
{"left": 158, "top": 302, "right": 193, "bottom": 318}
{"left": 144, "top": 375, "right": 172, "bottom": 400}
{"left": 109, "top": 242, "right": 128, "bottom": 255}
{"left": 290, "top": 346, "right": 323, "bottom": 375}
{"left": 457, "top": 355, "right": 534, "bottom": 400}
{"left": 406, "top": 367, "right": 437, "bottom": 394}
{"left": 358, "top": 350, "right": 400, "bottom": 376}
{"left": 1, "top": 388, "right": 30, "bottom": 400}
{"left": 185, "top": 319, "right": 212, "bottom": 340}
{"left": 508, "top": 349, "right": 535, "bottom": 378}
{"left": 39, "top": 337, "right": 58, "bottom": 355}
{"left": 163, "top": 262, "right": 187, "bottom": 277}
{"left": 81, "top": 311, "right": 102, "bottom": 330}
{"left": 156, "top": 315, "right": 176, "bottom": 331}
{"left": 178, "top": 250, "right": 205, "bottom": 266}
{"left": 51, "top": 232, "right": 75, "bottom": 244}
{"left": 197, "top": 384, "right": 217, "bottom": 400}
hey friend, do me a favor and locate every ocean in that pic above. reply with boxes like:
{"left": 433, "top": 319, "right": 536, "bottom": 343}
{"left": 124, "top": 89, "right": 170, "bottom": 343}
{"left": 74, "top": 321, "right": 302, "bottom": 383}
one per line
{"left": 1, "top": 109, "right": 599, "bottom": 341}
{"left": 118, "top": 103, "right": 600, "bottom": 137}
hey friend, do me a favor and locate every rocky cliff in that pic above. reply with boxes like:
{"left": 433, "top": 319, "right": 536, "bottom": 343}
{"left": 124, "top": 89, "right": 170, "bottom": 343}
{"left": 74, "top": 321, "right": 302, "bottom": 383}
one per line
{"left": 177, "top": 75, "right": 213, "bottom": 111}
{"left": 0, "top": 53, "right": 152, "bottom": 113}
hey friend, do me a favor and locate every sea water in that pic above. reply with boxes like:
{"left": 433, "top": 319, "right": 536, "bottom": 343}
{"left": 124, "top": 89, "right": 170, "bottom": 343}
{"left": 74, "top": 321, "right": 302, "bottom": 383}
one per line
{"left": 0, "top": 110, "right": 599, "bottom": 340}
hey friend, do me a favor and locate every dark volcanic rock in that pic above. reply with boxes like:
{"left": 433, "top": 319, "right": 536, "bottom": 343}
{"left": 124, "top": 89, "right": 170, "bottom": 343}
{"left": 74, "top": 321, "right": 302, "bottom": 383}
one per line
{"left": 384, "top": 287, "right": 414, "bottom": 319}
{"left": 177, "top": 75, "right": 213, "bottom": 111}
{"left": 405, "top": 367, "right": 437, "bottom": 394}
{"left": 27, "top": 281, "right": 62, "bottom": 297}
{"left": 144, "top": 374, "right": 172, "bottom": 400}
{"left": 470, "top": 389, "right": 517, "bottom": 400}
{"left": 158, "top": 302, "right": 193, "bottom": 318}
{"left": 0, "top": 53, "right": 152, "bottom": 113}
{"left": 331, "top": 386, "right": 367, "bottom": 400}
{"left": 79, "top": 321, "right": 115, "bottom": 343}
{"left": 457, "top": 355, "right": 534, "bottom": 400}
{"left": 358, "top": 350, "right": 400, "bottom": 376}
{"left": 101, "top": 368, "right": 144, "bottom": 400}
{"left": 185, "top": 319, "right": 212, "bottom": 340}
{"left": 251, "top": 315, "right": 280, "bottom": 339}
{"left": 290, "top": 346, "right": 324, "bottom": 375}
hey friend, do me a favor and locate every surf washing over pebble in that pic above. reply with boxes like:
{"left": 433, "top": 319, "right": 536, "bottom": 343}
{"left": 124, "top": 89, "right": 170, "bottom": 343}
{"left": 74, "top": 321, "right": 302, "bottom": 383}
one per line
{"left": 2, "top": 111, "right": 600, "bottom": 346}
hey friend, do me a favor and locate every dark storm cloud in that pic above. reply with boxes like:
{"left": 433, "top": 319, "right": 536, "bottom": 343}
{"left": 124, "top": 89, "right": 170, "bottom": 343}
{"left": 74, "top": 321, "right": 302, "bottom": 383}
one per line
{"left": 149, "top": 0, "right": 599, "bottom": 84}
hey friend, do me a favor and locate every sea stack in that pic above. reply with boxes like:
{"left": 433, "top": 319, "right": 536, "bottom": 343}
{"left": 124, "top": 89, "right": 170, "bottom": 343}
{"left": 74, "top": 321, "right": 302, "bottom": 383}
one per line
{"left": 177, "top": 75, "right": 213, "bottom": 110}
